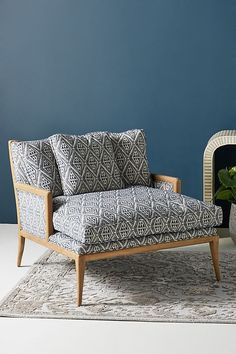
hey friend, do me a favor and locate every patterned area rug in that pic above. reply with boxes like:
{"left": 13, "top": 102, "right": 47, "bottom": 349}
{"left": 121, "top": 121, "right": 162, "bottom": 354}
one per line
{"left": 0, "top": 250, "right": 236, "bottom": 323}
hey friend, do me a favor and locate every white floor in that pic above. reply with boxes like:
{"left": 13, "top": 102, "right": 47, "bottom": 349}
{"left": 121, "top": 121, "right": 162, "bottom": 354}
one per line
{"left": 0, "top": 224, "right": 235, "bottom": 354}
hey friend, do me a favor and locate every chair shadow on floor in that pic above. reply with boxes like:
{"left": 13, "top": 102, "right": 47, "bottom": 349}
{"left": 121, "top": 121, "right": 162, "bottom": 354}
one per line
{"left": 73, "top": 252, "right": 222, "bottom": 307}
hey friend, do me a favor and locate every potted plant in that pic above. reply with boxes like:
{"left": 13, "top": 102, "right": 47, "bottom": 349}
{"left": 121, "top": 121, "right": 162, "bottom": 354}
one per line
{"left": 215, "top": 166, "right": 236, "bottom": 244}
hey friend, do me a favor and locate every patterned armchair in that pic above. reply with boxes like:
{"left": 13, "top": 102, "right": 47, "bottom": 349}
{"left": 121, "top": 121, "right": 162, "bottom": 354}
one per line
{"left": 9, "top": 129, "right": 222, "bottom": 306}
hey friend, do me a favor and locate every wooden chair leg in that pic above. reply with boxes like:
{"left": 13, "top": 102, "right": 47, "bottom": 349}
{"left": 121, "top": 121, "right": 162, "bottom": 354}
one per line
{"left": 75, "top": 256, "right": 85, "bottom": 306}
{"left": 17, "top": 235, "right": 25, "bottom": 267}
{"left": 209, "top": 237, "right": 221, "bottom": 281}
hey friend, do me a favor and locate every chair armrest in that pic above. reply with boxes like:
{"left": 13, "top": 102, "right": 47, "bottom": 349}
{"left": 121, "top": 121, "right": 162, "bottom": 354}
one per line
{"left": 15, "top": 182, "right": 51, "bottom": 197}
{"left": 151, "top": 174, "right": 181, "bottom": 193}
{"left": 14, "top": 183, "right": 53, "bottom": 239}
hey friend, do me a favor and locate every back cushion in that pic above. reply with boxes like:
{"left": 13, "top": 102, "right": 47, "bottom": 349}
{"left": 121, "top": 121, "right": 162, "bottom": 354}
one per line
{"left": 10, "top": 139, "right": 63, "bottom": 197}
{"left": 109, "top": 129, "right": 151, "bottom": 187}
{"left": 50, "top": 132, "right": 125, "bottom": 195}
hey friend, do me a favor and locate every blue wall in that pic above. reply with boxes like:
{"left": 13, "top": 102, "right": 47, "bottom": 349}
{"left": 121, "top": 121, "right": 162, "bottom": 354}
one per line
{"left": 1, "top": 0, "right": 236, "bottom": 222}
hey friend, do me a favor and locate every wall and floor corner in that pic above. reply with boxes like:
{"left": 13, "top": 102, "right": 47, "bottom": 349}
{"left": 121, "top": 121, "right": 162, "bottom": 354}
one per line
{"left": 0, "top": 1, "right": 236, "bottom": 223}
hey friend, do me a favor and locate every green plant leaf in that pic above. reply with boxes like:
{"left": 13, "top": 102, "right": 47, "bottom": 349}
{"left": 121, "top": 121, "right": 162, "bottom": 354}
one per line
{"left": 232, "top": 174, "right": 236, "bottom": 187}
{"left": 229, "top": 166, "right": 236, "bottom": 177}
{"left": 213, "top": 185, "right": 225, "bottom": 200}
{"left": 218, "top": 169, "right": 236, "bottom": 188}
{"left": 215, "top": 189, "right": 234, "bottom": 201}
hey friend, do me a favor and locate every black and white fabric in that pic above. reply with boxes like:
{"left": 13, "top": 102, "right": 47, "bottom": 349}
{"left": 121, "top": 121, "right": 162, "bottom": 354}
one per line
{"left": 49, "top": 227, "right": 217, "bottom": 255}
{"left": 50, "top": 132, "right": 125, "bottom": 196}
{"left": 17, "top": 191, "right": 46, "bottom": 238}
{"left": 11, "top": 139, "right": 62, "bottom": 197}
{"left": 109, "top": 129, "right": 151, "bottom": 187}
{"left": 153, "top": 181, "right": 174, "bottom": 191}
{"left": 52, "top": 186, "right": 222, "bottom": 245}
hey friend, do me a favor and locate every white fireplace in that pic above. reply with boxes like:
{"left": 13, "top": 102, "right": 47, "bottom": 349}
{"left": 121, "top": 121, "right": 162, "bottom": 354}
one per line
{"left": 203, "top": 130, "right": 236, "bottom": 237}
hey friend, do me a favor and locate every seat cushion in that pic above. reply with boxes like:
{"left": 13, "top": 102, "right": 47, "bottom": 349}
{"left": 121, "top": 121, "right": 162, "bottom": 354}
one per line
{"left": 50, "top": 132, "right": 124, "bottom": 195}
{"left": 109, "top": 129, "right": 151, "bottom": 187}
{"left": 49, "top": 227, "right": 217, "bottom": 255}
{"left": 53, "top": 186, "right": 222, "bottom": 244}
{"left": 10, "top": 139, "right": 63, "bottom": 197}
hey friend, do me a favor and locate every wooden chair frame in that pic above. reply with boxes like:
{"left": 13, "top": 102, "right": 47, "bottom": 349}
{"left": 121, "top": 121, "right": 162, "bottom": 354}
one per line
{"left": 9, "top": 141, "right": 220, "bottom": 306}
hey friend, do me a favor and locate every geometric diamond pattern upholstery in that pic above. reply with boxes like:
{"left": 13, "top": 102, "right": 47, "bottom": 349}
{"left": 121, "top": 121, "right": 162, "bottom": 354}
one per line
{"left": 49, "top": 227, "right": 218, "bottom": 255}
{"left": 53, "top": 186, "right": 223, "bottom": 245}
{"left": 10, "top": 130, "right": 223, "bottom": 261}
{"left": 50, "top": 132, "right": 125, "bottom": 195}
{"left": 17, "top": 190, "right": 46, "bottom": 239}
{"left": 11, "top": 139, "right": 62, "bottom": 197}
{"left": 109, "top": 129, "right": 151, "bottom": 187}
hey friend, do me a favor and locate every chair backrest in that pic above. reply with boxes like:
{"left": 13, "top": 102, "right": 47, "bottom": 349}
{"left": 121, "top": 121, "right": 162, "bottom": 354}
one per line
{"left": 8, "top": 139, "right": 63, "bottom": 197}
{"left": 8, "top": 129, "right": 151, "bottom": 197}
{"left": 109, "top": 129, "right": 151, "bottom": 187}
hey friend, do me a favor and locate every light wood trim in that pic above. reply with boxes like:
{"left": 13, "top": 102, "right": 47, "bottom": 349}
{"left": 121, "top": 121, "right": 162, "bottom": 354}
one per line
{"left": 209, "top": 237, "right": 221, "bottom": 281}
{"left": 151, "top": 174, "right": 181, "bottom": 193}
{"left": 20, "top": 229, "right": 218, "bottom": 265}
{"left": 75, "top": 256, "right": 86, "bottom": 306}
{"left": 45, "top": 192, "right": 53, "bottom": 239}
{"left": 14, "top": 182, "right": 51, "bottom": 197}
{"left": 17, "top": 235, "right": 25, "bottom": 267}
{"left": 20, "top": 230, "right": 78, "bottom": 260}
{"left": 84, "top": 236, "right": 217, "bottom": 262}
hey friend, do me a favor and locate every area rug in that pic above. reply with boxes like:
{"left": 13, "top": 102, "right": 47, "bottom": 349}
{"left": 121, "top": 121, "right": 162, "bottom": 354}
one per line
{"left": 0, "top": 250, "right": 236, "bottom": 323}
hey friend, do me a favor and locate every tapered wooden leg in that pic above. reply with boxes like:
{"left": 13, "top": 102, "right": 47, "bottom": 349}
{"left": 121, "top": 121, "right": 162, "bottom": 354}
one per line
{"left": 75, "top": 256, "right": 85, "bottom": 306}
{"left": 209, "top": 237, "right": 221, "bottom": 281}
{"left": 17, "top": 235, "right": 25, "bottom": 267}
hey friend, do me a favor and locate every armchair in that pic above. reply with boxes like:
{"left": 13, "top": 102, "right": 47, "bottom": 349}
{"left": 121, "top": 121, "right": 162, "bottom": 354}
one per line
{"left": 8, "top": 130, "right": 222, "bottom": 306}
